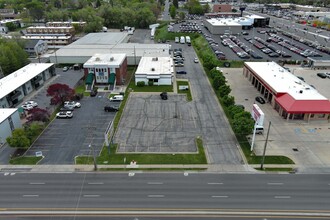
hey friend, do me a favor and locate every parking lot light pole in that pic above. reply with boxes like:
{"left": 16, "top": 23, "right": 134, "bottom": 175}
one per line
{"left": 260, "top": 121, "right": 271, "bottom": 170}
{"left": 89, "top": 144, "right": 97, "bottom": 171}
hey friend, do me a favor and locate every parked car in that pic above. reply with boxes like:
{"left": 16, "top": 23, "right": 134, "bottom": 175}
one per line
{"left": 194, "top": 58, "right": 199, "bottom": 63}
{"left": 110, "top": 95, "right": 124, "bottom": 102}
{"left": 56, "top": 111, "right": 73, "bottom": 118}
{"left": 160, "top": 92, "right": 168, "bottom": 100}
{"left": 255, "top": 96, "right": 266, "bottom": 104}
{"left": 60, "top": 106, "right": 74, "bottom": 111}
{"left": 24, "top": 101, "right": 38, "bottom": 107}
{"left": 104, "top": 106, "right": 119, "bottom": 112}
{"left": 62, "top": 66, "right": 69, "bottom": 72}
{"left": 21, "top": 104, "right": 34, "bottom": 111}
{"left": 325, "top": 73, "right": 330, "bottom": 78}
{"left": 90, "top": 89, "right": 98, "bottom": 97}
{"left": 176, "top": 70, "right": 187, "bottom": 74}
{"left": 64, "top": 101, "right": 81, "bottom": 108}
{"left": 317, "top": 73, "right": 327, "bottom": 79}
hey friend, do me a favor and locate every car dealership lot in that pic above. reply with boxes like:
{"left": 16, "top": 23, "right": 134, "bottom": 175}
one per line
{"left": 26, "top": 95, "right": 117, "bottom": 164}
{"left": 224, "top": 67, "right": 330, "bottom": 168}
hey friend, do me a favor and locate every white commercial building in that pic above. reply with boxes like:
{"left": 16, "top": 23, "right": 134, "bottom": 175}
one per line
{"left": 0, "top": 108, "right": 22, "bottom": 144}
{"left": 0, "top": 63, "right": 55, "bottom": 108}
{"left": 204, "top": 18, "right": 242, "bottom": 35}
{"left": 49, "top": 32, "right": 171, "bottom": 65}
{"left": 135, "top": 56, "right": 174, "bottom": 85}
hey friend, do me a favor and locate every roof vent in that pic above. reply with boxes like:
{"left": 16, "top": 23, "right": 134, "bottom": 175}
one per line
{"left": 152, "top": 57, "right": 158, "bottom": 61}
{"left": 151, "top": 68, "right": 155, "bottom": 71}
{"left": 299, "top": 90, "right": 303, "bottom": 94}
{"left": 95, "top": 57, "right": 100, "bottom": 61}
{"left": 110, "top": 57, "right": 114, "bottom": 61}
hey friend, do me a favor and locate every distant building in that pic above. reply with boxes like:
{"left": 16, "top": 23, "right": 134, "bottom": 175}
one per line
{"left": 21, "top": 35, "right": 73, "bottom": 48}
{"left": 0, "top": 9, "right": 17, "bottom": 19}
{"left": 46, "top": 21, "right": 86, "bottom": 28}
{"left": 0, "top": 63, "right": 55, "bottom": 108}
{"left": 0, "top": 19, "right": 23, "bottom": 33}
{"left": 243, "top": 62, "right": 330, "bottom": 122}
{"left": 203, "top": 18, "right": 242, "bottom": 35}
{"left": 0, "top": 108, "right": 22, "bottom": 145}
{"left": 213, "top": 4, "right": 232, "bottom": 13}
{"left": 244, "top": 14, "right": 270, "bottom": 27}
{"left": 83, "top": 54, "right": 128, "bottom": 91}
{"left": 24, "top": 39, "right": 48, "bottom": 56}
{"left": 135, "top": 56, "right": 174, "bottom": 86}
{"left": 26, "top": 26, "right": 75, "bottom": 36}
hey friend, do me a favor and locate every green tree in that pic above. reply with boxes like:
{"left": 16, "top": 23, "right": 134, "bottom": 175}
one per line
{"left": 169, "top": 5, "right": 176, "bottom": 19}
{"left": 209, "top": 68, "right": 222, "bottom": 79}
{"left": 6, "top": 128, "right": 30, "bottom": 149}
{"left": 232, "top": 112, "right": 254, "bottom": 135}
{"left": 25, "top": 122, "right": 44, "bottom": 142}
{"left": 228, "top": 105, "right": 245, "bottom": 119}
{"left": 178, "top": 11, "right": 185, "bottom": 21}
{"left": 202, "top": 54, "right": 217, "bottom": 71}
{"left": 219, "top": 84, "right": 231, "bottom": 97}
{"left": 173, "top": 0, "right": 178, "bottom": 8}
{"left": 222, "top": 95, "right": 235, "bottom": 107}
{"left": 25, "top": 1, "right": 44, "bottom": 21}
{"left": 213, "top": 74, "right": 225, "bottom": 90}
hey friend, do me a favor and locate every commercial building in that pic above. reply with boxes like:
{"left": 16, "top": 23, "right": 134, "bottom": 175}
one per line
{"left": 204, "top": 18, "right": 242, "bottom": 35}
{"left": 213, "top": 4, "right": 232, "bottom": 13}
{"left": 0, "top": 63, "right": 55, "bottom": 108}
{"left": 46, "top": 21, "right": 86, "bottom": 28}
{"left": 0, "top": 19, "right": 23, "bottom": 33}
{"left": 49, "top": 32, "right": 170, "bottom": 65}
{"left": 0, "top": 108, "right": 22, "bottom": 145}
{"left": 243, "top": 62, "right": 330, "bottom": 122}
{"left": 21, "top": 35, "right": 73, "bottom": 47}
{"left": 0, "top": 9, "right": 16, "bottom": 19}
{"left": 244, "top": 14, "right": 270, "bottom": 27}
{"left": 83, "top": 53, "right": 127, "bottom": 90}
{"left": 26, "top": 26, "right": 75, "bottom": 35}
{"left": 135, "top": 56, "right": 173, "bottom": 86}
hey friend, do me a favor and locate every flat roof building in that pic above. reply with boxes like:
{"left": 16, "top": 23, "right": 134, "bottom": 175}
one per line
{"left": 0, "top": 63, "right": 55, "bottom": 108}
{"left": 243, "top": 61, "right": 330, "bottom": 122}
{"left": 204, "top": 18, "right": 242, "bottom": 35}
{"left": 135, "top": 56, "right": 174, "bottom": 86}
{"left": 49, "top": 33, "right": 170, "bottom": 65}
{"left": 0, "top": 108, "right": 22, "bottom": 145}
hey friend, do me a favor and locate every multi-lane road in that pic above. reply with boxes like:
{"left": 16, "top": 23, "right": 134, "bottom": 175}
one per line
{"left": 0, "top": 172, "right": 329, "bottom": 219}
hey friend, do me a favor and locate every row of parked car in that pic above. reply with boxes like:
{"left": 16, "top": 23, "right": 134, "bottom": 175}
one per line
{"left": 179, "top": 21, "right": 202, "bottom": 33}
{"left": 203, "top": 33, "right": 227, "bottom": 60}
{"left": 173, "top": 48, "right": 185, "bottom": 67}
{"left": 251, "top": 36, "right": 291, "bottom": 58}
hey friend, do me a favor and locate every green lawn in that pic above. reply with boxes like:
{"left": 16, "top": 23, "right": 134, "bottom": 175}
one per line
{"left": 76, "top": 137, "right": 207, "bottom": 165}
{"left": 128, "top": 79, "right": 173, "bottom": 92}
{"left": 10, "top": 156, "right": 43, "bottom": 165}
{"left": 75, "top": 84, "right": 90, "bottom": 96}
{"left": 177, "top": 81, "right": 192, "bottom": 101}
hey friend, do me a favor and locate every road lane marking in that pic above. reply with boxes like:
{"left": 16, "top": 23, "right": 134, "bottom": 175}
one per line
{"left": 274, "top": 196, "right": 291, "bottom": 199}
{"left": 23, "top": 194, "right": 38, "bottom": 197}
{"left": 88, "top": 182, "right": 104, "bottom": 185}
{"left": 29, "top": 182, "right": 45, "bottom": 185}
{"left": 212, "top": 195, "right": 228, "bottom": 198}
{"left": 147, "top": 182, "right": 163, "bottom": 185}
{"left": 267, "top": 182, "right": 284, "bottom": 185}
{"left": 148, "top": 195, "right": 164, "bottom": 198}
{"left": 208, "top": 182, "right": 223, "bottom": 185}
{"left": 128, "top": 173, "right": 135, "bottom": 177}
{"left": 83, "top": 195, "right": 100, "bottom": 197}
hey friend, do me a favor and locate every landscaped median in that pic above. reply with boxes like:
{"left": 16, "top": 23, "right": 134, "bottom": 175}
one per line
{"left": 177, "top": 80, "right": 192, "bottom": 101}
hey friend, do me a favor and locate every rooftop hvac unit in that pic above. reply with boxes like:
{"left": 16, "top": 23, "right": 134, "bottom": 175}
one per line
{"left": 151, "top": 68, "right": 155, "bottom": 71}
{"left": 152, "top": 57, "right": 158, "bottom": 61}
{"left": 95, "top": 57, "right": 100, "bottom": 61}
{"left": 110, "top": 57, "right": 114, "bottom": 61}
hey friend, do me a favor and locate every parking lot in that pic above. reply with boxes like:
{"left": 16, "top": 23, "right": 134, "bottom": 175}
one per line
{"left": 224, "top": 67, "right": 330, "bottom": 169}
{"left": 26, "top": 95, "right": 118, "bottom": 164}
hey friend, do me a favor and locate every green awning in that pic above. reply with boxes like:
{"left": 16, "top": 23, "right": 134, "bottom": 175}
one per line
{"left": 108, "top": 73, "right": 115, "bottom": 85}
{"left": 85, "top": 73, "right": 94, "bottom": 85}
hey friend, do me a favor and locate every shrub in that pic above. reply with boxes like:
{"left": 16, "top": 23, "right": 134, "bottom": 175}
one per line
{"left": 137, "top": 81, "right": 145, "bottom": 87}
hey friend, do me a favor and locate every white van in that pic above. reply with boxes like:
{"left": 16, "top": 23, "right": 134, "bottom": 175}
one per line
{"left": 175, "top": 37, "right": 179, "bottom": 43}
{"left": 255, "top": 125, "right": 264, "bottom": 134}
{"left": 110, "top": 95, "right": 124, "bottom": 102}
{"left": 180, "top": 36, "right": 185, "bottom": 44}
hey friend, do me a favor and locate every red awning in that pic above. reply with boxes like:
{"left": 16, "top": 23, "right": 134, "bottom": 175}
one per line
{"left": 275, "top": 94, "right": 330, "bottom": 114}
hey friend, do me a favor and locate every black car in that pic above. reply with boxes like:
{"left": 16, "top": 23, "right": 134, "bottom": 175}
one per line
{"left": 255, "top": 96, "right": 266, "bottom": 104}
{"left": 176, "top": 70, "right": 187, "bottom": 74}
{"left": 317, "top": 73, "right": 327, "bottom": 79}
{"left": 160, "top": 92, "right": 168, "bottom": 100}
{"left": 90, "top": 89, "right": 98, "bottom": 97}
{"left": 104, "top": 106, "right": 119, "bottom": 112}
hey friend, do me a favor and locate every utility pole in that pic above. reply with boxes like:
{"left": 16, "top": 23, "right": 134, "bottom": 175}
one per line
{"left": 260, "top": 121, "right": 271, "bottom": 170}
{"left": 89, "top": 144, "right": 97, "bottom": 171}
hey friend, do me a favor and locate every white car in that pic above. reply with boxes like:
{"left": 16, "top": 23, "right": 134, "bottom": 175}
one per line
{"left": 56, "top": 111, "right": 73, "bottom": 118}
{"left": 64, "top": 101, "right": 81, "bottom": 108}
{"left": 24, "top": 101, "right": 38, "bottom": 107}
{"left": 63, "top": 66, "right": 69, "bottom": 72}
{"left": 194, "top": 58, "right": 199, "bottom": 63}
{"left": 21, "top": 104, "right": 34, "bottom": 110}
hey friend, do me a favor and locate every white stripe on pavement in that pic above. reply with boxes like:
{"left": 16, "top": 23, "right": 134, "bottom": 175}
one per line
{"left": 274, "top": 196, "right": 291, "bottom": 199}
{"left": 148, "top": 195, "right": 164, "bottom": 198}
{"left": 147, "top": 182, "right": 163, "bottom": 185}
{"left": 208, "top": 182, "right": 223, "bottom": 185}
{"left": 267, "top": 182, "right": 284, "bottom": 185}
{"left": 23, "top": 195, "right": 39, "bottom": 197}
{"left": 212, "top": 195, "right": 228, "bottom": 198}
{"left": 29, "top": 182, "right": 45, "bottom": 185}
{"left": 83, "top": 195, "right": 100, "bottom": 197}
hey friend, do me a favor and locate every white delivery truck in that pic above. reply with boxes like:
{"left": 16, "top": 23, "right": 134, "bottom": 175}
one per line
{"left": 175, "top": 37, "right": 179, "bottom": 43}
{"left": 180, "top": 36, "right": 185, "bottom": 44}
{"left": 185, "top": 36, "right": 191, "bottom": 46}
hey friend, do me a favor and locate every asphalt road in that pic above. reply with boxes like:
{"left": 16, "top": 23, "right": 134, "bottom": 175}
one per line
{"left": 171, "top": 43, "right": 244, "bottom": 164}
{"left": 0, "top": 173, "right": 329, "bottom": 218}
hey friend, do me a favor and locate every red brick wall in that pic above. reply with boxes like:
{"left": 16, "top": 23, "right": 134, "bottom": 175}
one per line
{"left": 115, "top": 57, "right": 128, "bottom": 85}
{"left": 213, "top": 4, "right": 232, "bottom": 13}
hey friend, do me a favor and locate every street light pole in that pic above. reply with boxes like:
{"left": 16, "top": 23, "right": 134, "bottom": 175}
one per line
{"left": 260, "top": 121, "right": 271, "bottom": 170}
{"left": 89, "top": 144, "right": 97, "bottom": 171}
